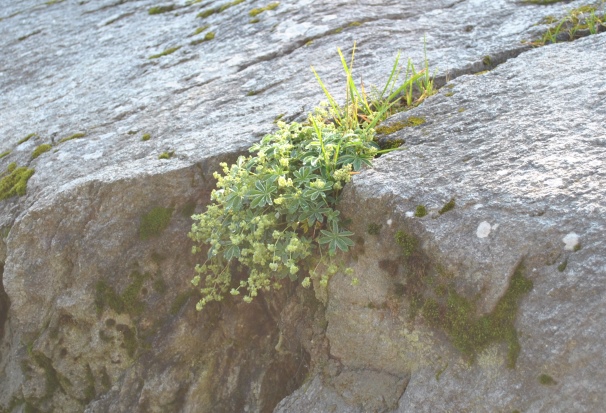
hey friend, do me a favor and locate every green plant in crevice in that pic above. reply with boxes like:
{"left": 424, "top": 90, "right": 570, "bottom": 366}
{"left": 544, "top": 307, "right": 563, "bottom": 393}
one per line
{"left": 189, "top": 46, "right": 436, "bottom": 310}
{"left": 530, "top": 2, "right": 605, "bottom": 45}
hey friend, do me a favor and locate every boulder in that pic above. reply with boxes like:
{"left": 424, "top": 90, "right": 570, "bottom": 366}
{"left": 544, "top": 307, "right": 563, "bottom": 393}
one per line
{"left": 0, "top": 0, "right": 604, "bottom": 411}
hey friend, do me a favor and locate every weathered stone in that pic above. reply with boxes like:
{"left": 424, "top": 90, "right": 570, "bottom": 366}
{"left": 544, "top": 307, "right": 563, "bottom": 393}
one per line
{"left": 281, "top": 31, "right": 606, "bottom": 413}
{"left": 0, "top": 0, "right": 604, "bottom": 411}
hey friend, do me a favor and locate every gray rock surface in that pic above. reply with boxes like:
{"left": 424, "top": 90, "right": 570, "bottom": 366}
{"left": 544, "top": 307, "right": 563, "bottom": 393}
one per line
{"left": 278, "top": 31, "right": 606, "bottom": 413}
{"left": 0, "top": 0, "right": 604, "bottom": 412}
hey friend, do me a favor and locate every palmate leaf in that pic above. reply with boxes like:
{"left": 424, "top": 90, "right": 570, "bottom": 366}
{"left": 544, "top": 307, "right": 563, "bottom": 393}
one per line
{"left": 248, "top": 180, "right": 277, "bottom": 208}
{"left": 318, "top": 221, "right": 355, "bottom": 255}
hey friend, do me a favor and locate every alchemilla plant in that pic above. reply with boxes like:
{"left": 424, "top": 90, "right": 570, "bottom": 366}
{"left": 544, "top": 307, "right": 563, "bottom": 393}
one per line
{"left": 189, "top": 45, "right": 433, "bottom": 310}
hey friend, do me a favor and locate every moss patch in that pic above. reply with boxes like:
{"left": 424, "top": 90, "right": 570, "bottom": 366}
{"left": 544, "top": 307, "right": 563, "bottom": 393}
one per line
{"left": 115, "top": 324, "right": 138, "bottom": 358}
{"left": 375, "top": 116, "right": 426, "bottom": 135}
{"left": 190, "top": 25, "right": 210, "bottom": 36}
{"left": 95, "top": 271, "right": 151, "bottom": 317}
{"left": 170, "top": 289, "right": 198, "bottom": 315}
{"left": 557, "top": 259, "right": 568, "bottom": 272}
{"left": 31, "top": 351, "right": 67, "bottom": 399}
{"left": 0, "top": 150, "right": 11, "bottom": 159}
{"left": 190, "top": 31, "right": 215, "bottom": 45}
{"left": 18, "top": 133, "right": 37, "bottom": 145}
{"left": 249, "top": 2, "right": 279, "bottom": 17}
{"left": 395, "top": 230, "right": 533, "bottom": 368}
{"left": 139, "top": 206, "right": 173, "bottom": 239}
{"left": 158, "top": 151, "right": 174, "bottom": 160}
{"left": 538, "top": 373, "right": 557, "bottom": 385}
{"left": 197, "top": 0, "right": 244, "bottom": 18}
{"left": 141, "top": 133, "right": 151, "bottom": 141}
{"left": 0, "top": 163, "right": 35, "bottom": 201}
{"left": 59, "top": 132, "right": 86, "bottom": 143}
{"left": 149, "top": 46, "right": 180, "bottom": 59}
{"left": 438, "top": 198, "right": 455, "bottom": 215}
{"left": 367, "top": 223, "right": 382, "bottom": 235}
{"left": 148, "top": 5, "right": 175, "bottom": 14}
{"left": 32, "top": 144, "right": 52, "bottom": 159}
{"left": 414, "top": 205, "right": 427, "bottom": 218}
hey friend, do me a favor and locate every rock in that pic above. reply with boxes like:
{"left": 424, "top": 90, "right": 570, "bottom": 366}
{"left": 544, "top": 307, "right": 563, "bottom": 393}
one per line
{"left": 0, "top": 0, "right": 604, "bottom": 412}
{"left": 281, "top": 32, "right": 606, "bottom": 413}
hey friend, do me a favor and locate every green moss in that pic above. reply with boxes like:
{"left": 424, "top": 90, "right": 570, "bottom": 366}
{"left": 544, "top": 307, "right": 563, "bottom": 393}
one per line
{"left": 538, "top": 373, "right": 557, "bottom": 385}
{"left": 190, "top": 31, "right": 215, "bottom": 45}
{"left": 191, "top": 25, "right": 210, "bottom": 36}
{"left": 83, "top": 364, "right": 96, "bottom": 402}
{"left": 0, "top": 150, "right": 11, "bottom": 159}
{"left": 31, "top": 351, "right": 65, "bottom": 398}
{"left": 148, "top": 5, "right": 175, "bottom": 14}
{"left": 95, "top": 280, "right": 124, "bottom": 315}
{"left": 95, "top": 272, "right": 150, "bottom": 317}
{"left": 58, "top": 132, "right": 86, "bottom": 143}
{"left": 180, "top": 200, "right": 196, "bottom": 217}
{"left": 394, "top": 228, "right": 533, "bottom": 368}
{"left": 246, "top": 90, "right": 258, "bottom": 96}
{"left": 121, "top": 271, "right": 150, "bottom": 316}
{"left": 31, "top": 144, "right": 52, "bottom": 159}
{"left": 0, "top": 163, "right": 35, "bottom": 201}
{"left": 422, "top": 264, "right": 532, "bottom": 367}
{"left": 573, "top": 243, "right": 582, "bottom": 252}
{"left": 273, "top": 113, "right": 285, "bottom": 123}
{"left": 170, "top": 289, "right": 197, "bottom": 315}
{"left": 333, "top": 28, "right": 343, "bottom": 34}
{"left": 153, "top": 278, "right": 168, "bottom": 294}
{"left": 141, "top": 133, "right": 151, "bottom": 141}
{"left": 378, "top": 138, "right": 404, "bottom": 151}
{"left": 158, "top": 151, "right": 174, "bottom": 160}
{"left": 414, "top": 205, "right": 427, "bottom": 218}
{"left": 522, "top": 0, "right": 567, "bottom": 4}
{"left": 100, "top": 367, "right": 111, "bottom": 389}
{"left": 98, "top": 329, "right": 113, "bottom": 342}
{"left": 438, "top": 198, "right": 455, "bottom": 215}
{"left": 115, "top": 324, "right": 138, "bottom": 358}
{"left": 197, "top": 0, "right": 244, "bottom": 18}
{"left": 249, "top": 2, "right": 279, "bottom": 17}
{"left": 458, "top": 107, "right": 466, "bottom": 113}
{"left": 367, "top": 223, "right": 382, "bottom": 235}
{"left": 46, "top": 0, "right": 64, "bottom": 5}
{"left": 348, "top": 21, "right": 362, "bottom": 27}
{"left": 140, "top": 206, "right": 173, "bottom": 239}
{"left": 395, "top": 230, "right": 418, "bottom": 258}
{"left": 474, "top": 70, "right": 489, "bottom": 76}
{"left": 482, "top": 55, "right": 492, "bottom": 67}
{"left": 444, "top": 92, "right": 454, "bottom": 97}
{"left": 149, "top": 46, "right": 181, "bottom": 59}
{"left": 375, "top": 116, "right": 426, "bottom": 135}
{"left": 18, "top": 133, "right": 37, "bottom": 144}
{"left": 557, "top": 259, "right": 567, "bottom": 272}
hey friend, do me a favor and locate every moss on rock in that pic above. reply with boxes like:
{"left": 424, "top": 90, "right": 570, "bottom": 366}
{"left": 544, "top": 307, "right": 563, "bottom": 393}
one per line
{"left": 139, "top": 206, "right": 173, "bottom": 239}
{"left": 0, "top": 163, "right": 35, "bottom": 201}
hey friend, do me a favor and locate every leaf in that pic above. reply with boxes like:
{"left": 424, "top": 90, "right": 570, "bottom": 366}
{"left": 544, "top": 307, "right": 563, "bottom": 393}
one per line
{"left": 223, "top": 244, "right": 240, "bottom": 260}
{"left": 318, "top": 221, "right": 355, "bottom": 255}
{"left": 248, "top": 180, "right": 277, "bottom": 208}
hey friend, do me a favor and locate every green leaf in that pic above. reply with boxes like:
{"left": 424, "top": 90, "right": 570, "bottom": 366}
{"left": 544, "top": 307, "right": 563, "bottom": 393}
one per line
{"left": 224, "top": 244, "right": 240, "bottom": 260}
{"left": 248, "top": 180, "right": 277, "bottom": 208}
{"left": 318, "top": 221, "right": 355, "bottom": 255}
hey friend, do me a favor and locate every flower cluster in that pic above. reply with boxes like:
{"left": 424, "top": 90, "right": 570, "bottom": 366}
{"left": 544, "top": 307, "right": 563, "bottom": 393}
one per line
{"left": 189, "top": 113, "right": 379, "bottom": 309}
